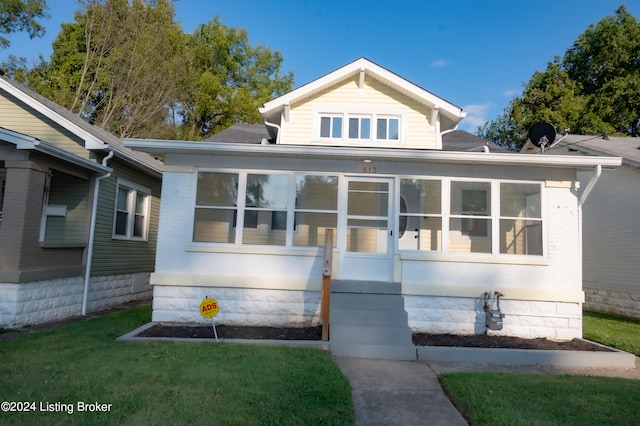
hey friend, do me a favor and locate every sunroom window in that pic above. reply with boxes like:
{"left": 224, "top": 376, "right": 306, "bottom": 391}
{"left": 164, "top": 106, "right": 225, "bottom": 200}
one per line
{"left": 449, "top": 181, "right": 491, "bottom": 253}
{"left": 398, "top": 179, "right": 442, "bottom": 251}
{"left": 499, "top": 182, "right": 542, "bottom": 255}
{"left": 293, "top": 174, "right": 338, "bottom": 247}
{"left": 193, "top": 172, "right": 239, "bottom": 243}
{"left": 242, "top": 173, "right": 289, "bottom": 246}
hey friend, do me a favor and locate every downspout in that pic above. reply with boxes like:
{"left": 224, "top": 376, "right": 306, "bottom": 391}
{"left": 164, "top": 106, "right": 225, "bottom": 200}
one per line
{"left": 264, "top": 121, "right": 281, "bottom": 144}
{"left": 82, "top": 149, "right": 114, "bottom": 316}
{"left": 578, "top": 164, "right": 601, "bottom": 207}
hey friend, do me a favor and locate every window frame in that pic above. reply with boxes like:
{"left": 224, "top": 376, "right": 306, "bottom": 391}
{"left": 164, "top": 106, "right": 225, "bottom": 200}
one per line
{"left": 317, "top": 111, "right": 402, "bottom": 143}
{"left": 112, "top": 178, "right": 151, "bottom": 241}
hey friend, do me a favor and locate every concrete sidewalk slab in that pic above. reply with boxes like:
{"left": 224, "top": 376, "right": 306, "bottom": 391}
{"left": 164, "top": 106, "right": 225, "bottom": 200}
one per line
{"left": 334, "top": 357, "right": 467, "bottom": 426}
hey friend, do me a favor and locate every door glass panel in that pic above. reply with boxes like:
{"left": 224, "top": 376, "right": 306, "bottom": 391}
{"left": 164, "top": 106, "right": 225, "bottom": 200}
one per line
{"left": 347, "top": 181, "right": 389, "bottom": 216}
{"left": 346, "top": 219, "right": 388, "bottom": 253}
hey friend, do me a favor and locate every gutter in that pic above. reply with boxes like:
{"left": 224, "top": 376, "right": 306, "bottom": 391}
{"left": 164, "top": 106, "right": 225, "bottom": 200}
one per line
{"left": 263, "top": 121, "right": 281, "bottom": 144}
{"left": 578, "top": 163, "right": 602, "bottom": 207}
{"left": 82, "top": 149, "right": 114, "bottom": 316}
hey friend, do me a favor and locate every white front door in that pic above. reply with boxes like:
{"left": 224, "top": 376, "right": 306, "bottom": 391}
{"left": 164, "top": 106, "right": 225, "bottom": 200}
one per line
{"left": 340, "top": 177, "right": 394, "bottom": 281}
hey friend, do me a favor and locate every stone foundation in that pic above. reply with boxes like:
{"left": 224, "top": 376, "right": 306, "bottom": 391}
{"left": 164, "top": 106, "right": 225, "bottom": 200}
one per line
{"left": 405, "top": 295, "right": 582, "bottom": 340}
{"left": 584, "top": 288, "right": 640, "bottom": 320}
{"left": 0, "top": 273, "right": 152, "bottom": 327}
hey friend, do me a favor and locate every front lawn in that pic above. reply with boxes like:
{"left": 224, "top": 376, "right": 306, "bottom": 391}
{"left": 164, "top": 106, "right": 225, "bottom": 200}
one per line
{"left": 0, "top": 306, "right": 354, "bottom": 425}
{"left": 440, "top": 310, "right": 640, "bottom": 425}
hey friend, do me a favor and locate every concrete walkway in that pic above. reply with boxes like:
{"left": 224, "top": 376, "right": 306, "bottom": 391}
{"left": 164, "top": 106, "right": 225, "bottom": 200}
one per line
{"left": 334, "top": 357, "right": 468, "bottom": 426}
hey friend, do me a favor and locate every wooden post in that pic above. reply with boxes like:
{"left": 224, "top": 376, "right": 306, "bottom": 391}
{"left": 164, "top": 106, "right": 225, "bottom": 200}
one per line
{"left": 321, "top": 229, "right": 333, "bottom": 341}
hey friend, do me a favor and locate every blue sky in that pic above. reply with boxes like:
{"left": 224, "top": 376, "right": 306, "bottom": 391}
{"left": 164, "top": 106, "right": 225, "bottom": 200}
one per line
{"left": 2, "top": 0, "right": 639, "bottom": 133}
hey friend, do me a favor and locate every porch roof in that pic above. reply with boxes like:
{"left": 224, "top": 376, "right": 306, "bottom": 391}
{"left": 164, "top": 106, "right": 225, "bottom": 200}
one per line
{"left": 124, "top": 137, "right": 621, "bottom": 171}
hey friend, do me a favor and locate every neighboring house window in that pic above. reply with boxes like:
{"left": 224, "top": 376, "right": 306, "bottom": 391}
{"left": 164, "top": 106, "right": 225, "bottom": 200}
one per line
{"left": 293, "top": 174, "right": 338, "bottom": 247}
{"left": 113, "top": 179, "right": 150, "bottom": 240}
{"left": 0, "top": 161, "right": 5, "bottom": 224}
{"left": 376, "top": 117, "right": 399, "bottom": 140}
{"left": 320, "top": 115, "right": 343, "bottom": 139}
{"left": 398, "top": 179, "right": 442, "bottom": 251}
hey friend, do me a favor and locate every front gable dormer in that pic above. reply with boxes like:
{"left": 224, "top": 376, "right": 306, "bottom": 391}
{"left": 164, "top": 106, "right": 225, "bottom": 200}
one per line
{"left": 259, "top": 58, "right": 466, "bottom": 149}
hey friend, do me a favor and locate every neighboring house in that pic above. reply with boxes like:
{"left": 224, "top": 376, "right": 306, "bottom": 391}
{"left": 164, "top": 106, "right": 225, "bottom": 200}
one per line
{"left": 522, "top": 134, "right": 640, "bottom": 319}
{"left": 0, "top": 75, "right": 163, "bottom": 327}
{"left": 126, "top": 58, "right": 620, "bottom": 340}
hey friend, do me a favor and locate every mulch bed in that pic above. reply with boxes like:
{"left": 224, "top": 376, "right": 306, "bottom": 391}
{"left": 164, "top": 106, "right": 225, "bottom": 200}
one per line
{"left": 136, "top": 324, "right": 612, "bottom": 352}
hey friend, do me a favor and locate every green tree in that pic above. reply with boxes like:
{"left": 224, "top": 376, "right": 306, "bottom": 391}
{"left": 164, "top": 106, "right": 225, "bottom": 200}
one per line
{"left": 0, "top": 0, "right": 48, "bottom": 48}
{"left": 177, "top": 17, "right": 294, "bottom": 140}
{"left": 480, "top": 5, "right": 640, "bottom": 150}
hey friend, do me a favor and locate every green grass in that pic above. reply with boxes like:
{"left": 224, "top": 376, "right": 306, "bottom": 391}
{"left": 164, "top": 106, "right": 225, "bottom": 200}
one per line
{"left": 583, "top": 310, "right": 640, "bottom": 356}
{"left": 440, "top": 310, "right": 640, "bottom": 425}
{"left": 440, "top": 373, "right": 640, "bottom": 426}
{"left": 0, "top": 306, "right": 354, "bottom": 425}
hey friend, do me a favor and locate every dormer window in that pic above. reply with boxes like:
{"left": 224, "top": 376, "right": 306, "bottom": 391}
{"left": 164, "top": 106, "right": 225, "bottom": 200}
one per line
{"left": 377, "top": 117, "right": 399, "bottom": 140}
{"left": 318, "top": 112, "right": 402, "bottom": 143}
{"left": 320, "top": 115, "right": 343, "bottom": 139}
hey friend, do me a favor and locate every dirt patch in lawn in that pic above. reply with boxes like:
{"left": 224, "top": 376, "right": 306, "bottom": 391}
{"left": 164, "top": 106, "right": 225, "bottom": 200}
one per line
{"left": 136, "top": 324, "right": 612, "bottom": 351}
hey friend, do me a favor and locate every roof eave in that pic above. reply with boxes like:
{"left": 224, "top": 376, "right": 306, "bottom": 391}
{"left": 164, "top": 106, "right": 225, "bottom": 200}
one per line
{"left": 124, "top": 138, "right": 622, "bottom": 170}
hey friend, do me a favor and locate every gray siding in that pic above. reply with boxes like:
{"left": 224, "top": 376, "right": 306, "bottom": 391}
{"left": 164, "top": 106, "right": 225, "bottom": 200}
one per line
{"left": 581, "top": 165, "right": 640, "bottom": 295}
{"left": 90, "top": 158, "right": 161, "bottom": 275}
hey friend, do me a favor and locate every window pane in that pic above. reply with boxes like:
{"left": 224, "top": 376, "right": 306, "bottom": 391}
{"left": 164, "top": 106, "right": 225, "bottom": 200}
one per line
{"left": 135, "top": 193, "right": 146, "bottom": 214}
{"left": 246, "top": 174, "right": 288, "bottom": 209}
{"left": 332, "top": 117, "right": 342, "bottom": 138}
{"left": 193, "top": 208, "right": 236, "bottom": 243}
{"left": 348, "top": 181, "right": 388, "bottom": 216}
{"left": 500, "top": 219, "right": 542, "bottom": 255}
{"left": 117, "top": 187, "right": 129, "bottom": 210}
{"left": 449, "top": 218, "right": 492, "bottom": 253}
{"left": 293, "top": 212, "right": 337, "bottom": 247}
{"left": 377, "top": 118, "right": 387, "bottom": 139}
{"left": 320, "top": 117, "right": 330, "bottom": 137}
{"left": 398, "top": 215, "right": 442, "bottom": 251}
{"left": 196, "top": 172, "right": 238, "bottom": 206}
{"left": 115, "top": 211, "right": 128, "bottom": 235}
{"left": 349, "top": 118, "right": 358, "bottom": 138}
{"left": 389, "top": 118, "right": 399, "bottom": 140}
{"left": 450, "top": 181, "right": 491, "bottom": 215}
{"left": 295, "top": 175, "right": 338, "bottom": 210}
{"left": 133, "top": 214, "right": 144, "bottom": 237}
{"left": 242, "top": 210, "right": 286, "bottom": 246}
{"left": 500, "top": 183, "right": 541, "bottom": 218}
{"left": 361, "top": 118, "right": 370, "bottom": 139}
{"left": 400, "top": 179, "right": 441, "bottom": 214}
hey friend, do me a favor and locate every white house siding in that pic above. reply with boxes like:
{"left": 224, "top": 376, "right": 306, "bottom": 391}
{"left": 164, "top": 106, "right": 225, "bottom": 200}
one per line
{"left": 282, "top": 77, "right": 436, "bottom": 148}
{"left": 0, "top": 273, "right": 151, "bottom": 327}
{"left": 151, "top": 152, "right": 586, "bottom": 339}
{"left": 403, "top": 184, "right": 583, "bottom": 339}
{"left": 581, "top": 166, "right": 640, "bottom": 319}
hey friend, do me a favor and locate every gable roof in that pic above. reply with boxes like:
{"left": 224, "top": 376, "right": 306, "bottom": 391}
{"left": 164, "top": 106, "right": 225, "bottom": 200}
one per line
{"left": 259, "top": 57, "right": 466, "bottom": 127}
{"left": 441, "top": 130, "right": 510, "bottom": 153}
{"left": 0, "top": 75, "right": 162, "bottom": 177}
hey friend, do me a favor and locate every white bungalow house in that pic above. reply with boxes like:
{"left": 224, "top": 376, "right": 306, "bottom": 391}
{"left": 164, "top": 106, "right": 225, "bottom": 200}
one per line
{"left": 522, "top": 134, "right": 640, "bottom": 319}
{"left": 125, "top": 58, "right": 621, "bottom": 343}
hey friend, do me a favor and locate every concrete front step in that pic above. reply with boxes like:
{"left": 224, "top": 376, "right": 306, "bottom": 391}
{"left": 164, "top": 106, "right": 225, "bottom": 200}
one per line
{"left": 329, "top": 283, "right": 415, "bottom": 360}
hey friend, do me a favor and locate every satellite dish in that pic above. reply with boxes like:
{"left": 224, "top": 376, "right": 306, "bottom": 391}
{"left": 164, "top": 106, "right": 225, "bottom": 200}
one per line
{"left": 529, "top": 122, "right": 556, "bottom": 150}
